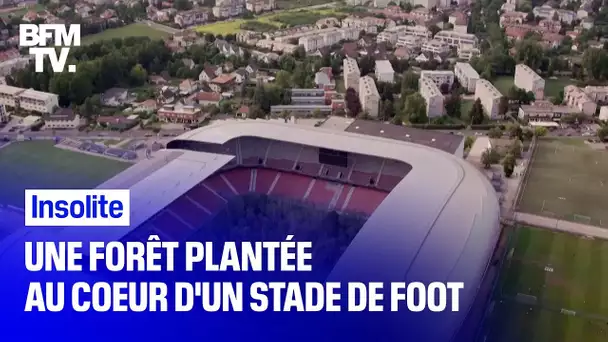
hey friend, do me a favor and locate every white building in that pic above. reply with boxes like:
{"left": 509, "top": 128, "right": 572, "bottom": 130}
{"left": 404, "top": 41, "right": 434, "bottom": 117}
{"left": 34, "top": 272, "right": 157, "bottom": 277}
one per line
{"left": 343, "top": 58, "right": 360, "bottom": 92}
{"left": 454, "top": 62, "right": 479, "bottom": 94}
{"left": 514, "top": 64, "right": 545, "bottom": 100}
{"left": 564, "top": 85, "right": 597, "bottom": 115}
{"left": 375, "top": 60, "right": 395, "bottom": 83}
{"left": 421, "top": 39, "right": 450, "bottom": 55}
{"left": 419, "top": 77, "right": 444, "bottom": 118}
{"left": 396, "top": 35, "right": 424, "bottom": 49}
{"left": 19, "top": 89, "right": 59, "bottom": 114}
{"left": 420, "top": 70, "right": 455, "bottom": 88}
{"left": 358, "top": 76, "right": 380, "bottom": 117}
{"left": 474, "top": 79, "right": 503, "bottom": 119}
{"left": 599, "top": 106, "right": 608, "bottom": 122}
{"left": 299, "top": 35, "right": 325, "bottom": 52}
{"left": 377, "top": 30, "right": 399, "bottom": 45}
{"left": 434, "top": 31, "right": 477, "bottom": 48}
{"left": 583, "top": 86, "right": 608, "bottom": 103}
{"left": 44, "top": 108, "right": 81, "bottom": 129}
{"left": 396, "top": 25, "right": 433, "bottom": 39}
{"left": 0, "top": 85, "right": 24, "bottom": 108}
{"left": 533, "top": 5, "right": 576, "bottom": 24}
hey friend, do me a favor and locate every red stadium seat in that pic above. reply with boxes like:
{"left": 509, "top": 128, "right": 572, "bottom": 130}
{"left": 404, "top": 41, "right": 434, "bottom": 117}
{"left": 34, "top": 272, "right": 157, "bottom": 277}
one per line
{"left": 344, "top": 187, "right": 388, "bottom": 216}
{"left": 333, "top": 185, "right": 352, "bottom": 211}
{"left": 186, "top": 185, "right": 226, "bottom": 213}
{"left": 222, "top": 168, "right": 252, "bottom": 194}
{"left": 255, "top": 168, "right": 279, "bottom": 195}
{"left": 269, "top": 172, "right": 310, "bottom": 200}
{"left": 305, "top": 179, "right": 340, "bottom": 209}
{"left": 167, "top": 196, "right": 209, "bottom": 228}
{"left": 149, "top": 211, "right": 193, "bottom": 240}
{"left": 203, "top": 174, "right": 237, "bottom": 200}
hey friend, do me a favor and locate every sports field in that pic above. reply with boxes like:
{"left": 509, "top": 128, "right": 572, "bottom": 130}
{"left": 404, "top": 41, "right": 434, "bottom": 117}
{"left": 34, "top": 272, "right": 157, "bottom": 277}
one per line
{"left": 82, "top": 24, "right": 170, "bottom": 44}
{"left": 518, "top": 138, "right": 608, "bottom": 228}
{"left": 0, "top": 141, "right": 130, "bottom": 208}
{"left": 484, "top": 226, "right": 608, "bottom": 342}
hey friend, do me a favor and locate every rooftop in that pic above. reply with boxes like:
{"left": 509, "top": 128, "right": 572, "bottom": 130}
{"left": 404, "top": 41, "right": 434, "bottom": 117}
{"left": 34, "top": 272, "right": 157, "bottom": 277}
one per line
{"left": 19, "top": 89, "right": 57, "bottom": 101}
{"left": 375, "top": 60, "right": 394, "bottom": 74}
{"left": 345, "top": 119, "right": 463, "bottom": 154}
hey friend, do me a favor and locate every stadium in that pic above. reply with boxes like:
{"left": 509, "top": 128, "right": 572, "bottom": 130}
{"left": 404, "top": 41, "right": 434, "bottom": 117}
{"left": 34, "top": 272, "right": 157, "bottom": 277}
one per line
{"left": 0, "top": 119, "right": 500, "bottom": 341}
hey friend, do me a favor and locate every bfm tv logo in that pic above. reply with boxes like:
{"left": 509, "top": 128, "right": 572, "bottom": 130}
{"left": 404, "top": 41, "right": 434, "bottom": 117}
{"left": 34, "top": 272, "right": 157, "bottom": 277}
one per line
{"left": 19, "top": 24, "right": 80, "bottom": 73}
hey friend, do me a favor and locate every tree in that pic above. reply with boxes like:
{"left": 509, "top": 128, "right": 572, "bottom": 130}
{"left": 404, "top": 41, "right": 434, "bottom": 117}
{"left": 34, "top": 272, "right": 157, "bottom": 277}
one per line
{"left": 444, "top": 93, "right": 462, "bottom": 118}
{"left": 380, "top": 99, "right": 394, "bottom": 120}
{"left": 427, "top": 24, "right": 441, "bottom": 36}
{"left": 464, "top": 136, "right": 475, "bottom": 150}
{"left": 509, "top": 140, "right": 522, "bottom": 158}
{"left": 598, "top": 126, "right": 608, "bottom": 142}
{"left": 498, "top": 97, "right": 509, "bottom": 116}
{"left": 507, "top": 123, "right": 523, "bottom": 140}
{"left": 469, "top": 99, "right": 485, "bottom": 125}
{"left": 439, "top": 83, "right": 450, "bottom": 94}
{"left": 534, "top": 126, "right": 548, "bottom": 137}
{"left": 275, "top": 70, "right": 291, "bottom": 89}
{"left": 481, "top": 148, "right": 495, "bottom": 169}
{"left": 488, "top": 127, "right": 503, "bottom": 138}
{"left": 403, "top": 93, "right": 428, "bottom": 124}
{"left": 358, "top": 55, "right": 375, "bottom": 75}
{"left": 345, "top": 87, "right": 362, "bottom": 117}
{"left": 503, "top": 153, "right": 516, "bottom": 177}
{"left": 526, "top": 12, "right": 535, "bottom": 23}
{"left": 401, "top": 71, "right": 419, "bottom": 92}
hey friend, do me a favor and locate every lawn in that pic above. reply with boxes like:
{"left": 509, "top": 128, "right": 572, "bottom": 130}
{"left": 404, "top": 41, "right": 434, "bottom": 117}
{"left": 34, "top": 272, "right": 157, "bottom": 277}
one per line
{"left": 461, "top": 99, "right": 474, "bottom": 116}
{"left": 0, "top": 141, "right": 130, "bottom": 208}
{"left": 196, "top": 8, "right": 345, "bottom": 34}
{"left": 82, "top": 24, "right": 170, "bottom": 44}
{"left": 493, "top": 76, "right": 574, "bottom": 99}
{"left": 484, "top": 226, "right": 608, "bottom": 342}
{"left": 0, "top": 4, "right": 44, "bottom": 19}
{"left": 517, "top": 138, "right": 608, "bottom": 228}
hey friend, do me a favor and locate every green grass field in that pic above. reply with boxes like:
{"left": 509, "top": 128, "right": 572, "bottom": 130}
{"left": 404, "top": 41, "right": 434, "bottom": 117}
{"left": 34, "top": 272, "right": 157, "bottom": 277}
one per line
{"left": 0, "top": 141, "right": 130, "bottom": 208}
{"left": 518, "top": 138, "right": 608, "bottom": 228}
{"left": 493, "top": 76, "right": 574, "bottom": 99}
{"left": 0, "top": 4, "right": 45, "bottom": 19}
{"left": 196, "top": 8, "right": 343, "bottom": 34}
{"left": 82, "top": 24, "right": 170, "bottom": 44}
{"left": 485, "top": 226, "right": 608, "bottom": 342}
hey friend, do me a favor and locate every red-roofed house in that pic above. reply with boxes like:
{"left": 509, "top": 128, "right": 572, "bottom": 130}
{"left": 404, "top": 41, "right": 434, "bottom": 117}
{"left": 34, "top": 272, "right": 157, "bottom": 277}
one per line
{"left": 194, "top": 91, "right": 222, "bottom": 105}
{"left": 505, "top": 26, "right": 528, "bottom": 41}
{"left": 542, "top": 33, "right": 565, "bottom": 49}
{"left": 22, "top": 11, "right": 38, "bottom": 22}
{"left": 210, "top": 74, "right": 236, "bottom": 92}
{"left": 236, "top": 105, "right": 249, "bottom": 118}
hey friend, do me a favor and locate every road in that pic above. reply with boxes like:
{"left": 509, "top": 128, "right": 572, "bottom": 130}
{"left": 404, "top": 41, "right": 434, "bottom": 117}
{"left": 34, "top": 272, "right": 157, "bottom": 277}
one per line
{"left": 142, "top": 20, "right": 180, "bottom": 34}
{"left": 1, "top": 129, "right": 186, "bottom": 140}
{"left": 513, "top": 212, "right": 608, "bottom": 240}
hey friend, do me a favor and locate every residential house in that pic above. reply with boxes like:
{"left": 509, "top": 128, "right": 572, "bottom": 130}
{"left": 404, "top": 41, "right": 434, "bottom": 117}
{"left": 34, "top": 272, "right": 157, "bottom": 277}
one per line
{"left": 157, "top": 103, "right": 202, "bottom": 124}
{"left": 215, "top": 39, "right": 246, "bottom": 57}
{"left": 194, "top": 91, "right": 222, "bottom": 106}
{"left": 199, "top": 65, "right": 222, "bottom": 83}
{"left": 232, "top": 68, "right": 248, "bottom": 84}
{"left": 179, "top": 79, "right": 199, "bottom": 95}
{"left": 210, "top": 74, "right": 236, "bottom": 93}
{"left": 174, "top": 9, "right": 209, "bottom": 28}
{"left": 44, "top": 108, "right": 81, "bottom": 129}
{"left": 101, "top": 88, "right": 129, "bottom": 107}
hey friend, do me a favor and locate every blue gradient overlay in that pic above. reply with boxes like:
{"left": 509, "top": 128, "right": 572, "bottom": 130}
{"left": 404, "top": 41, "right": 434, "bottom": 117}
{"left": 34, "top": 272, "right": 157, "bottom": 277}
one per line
{"left": 0, "top": 187, "right": 490, "bottom": 342}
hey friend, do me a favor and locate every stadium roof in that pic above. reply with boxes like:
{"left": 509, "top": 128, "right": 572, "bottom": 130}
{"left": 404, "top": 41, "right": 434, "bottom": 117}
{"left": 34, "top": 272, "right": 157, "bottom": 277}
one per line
{"left": 0, "top": 120, "right": 499, "bottom": 341}
{"left": 344, "top": 119, "right": 464, "bottom": 154}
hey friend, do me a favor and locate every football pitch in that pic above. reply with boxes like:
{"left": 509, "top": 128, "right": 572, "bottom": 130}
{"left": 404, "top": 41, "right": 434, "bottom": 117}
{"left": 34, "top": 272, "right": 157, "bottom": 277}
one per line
{"left": 518, "top": 138, "right": 608, "bottom": 228}
{"left": 0, "top": 141, "right": 131, "bottom": 208}
{"left": 484, "top": 226, "right": 608, "bottom": 342}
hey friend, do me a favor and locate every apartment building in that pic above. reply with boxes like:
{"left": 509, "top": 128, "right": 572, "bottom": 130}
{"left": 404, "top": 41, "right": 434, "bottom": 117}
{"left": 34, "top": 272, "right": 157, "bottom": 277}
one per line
{"left": 564, "top": 85, "right": 597, "bottom": 115}
{"left": 583, "top": 85, "right": 608, "bottom": 102}
{"left": 420, "top": 70, "right": 455, "bottom": 88}
{"left": 0, "top": 84, "right": 25, "bottom": 108}
{"left": 514, "top": 64, "right": 545, "bottom": 100}
{"left": 19, "top": 89, "right": 59, "bottom": 114}
{"left": 474, "top": 79, "right": 503, "bottom": 119}
{"left": 458, "top": 44, "right": 480, "bottom": 60}
{"left": 245, "top": 0, "right": 275, "bottom": 13}
{"left": 299, "top": 35, "right": 324, "bottom": 52}
{"left": 434, "top": 30, "right": 477, "bottom": 48}
{"left": 395, "top": 35, "right": 424, "bottom": 50}
{"left": 375, "top": 60, "right": 395, "bottom": 83}
{"left": 173, "top": 9, "right": 209, "bottom": 28}
{"left": 454, "top": 62, "right": 479, "bottom": 93}
{"left": 419, "top": 77, "right": 444, "bottom": 118}
{"left": 157, "top": 103, "right": 202, "bottom": 124}
{"left": 533, "top": 5, "right": 576, "bottom": 24}
{"left": 298, "top": 27, "right": 359, "bottom": 52}
{"left": 358, "top": 76, "right": 380, "bottom": 117}
{"left": 343, "top": 58, "right": 361, "bottom": 91}
{"left": 397, "top": 25, "right": 432, "bottom": 39}
{"left": 376, "top": 30, "right": 399, "bottom": 45}
{"left": 421, "top": 39, "right": 450, "bottom": 54}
